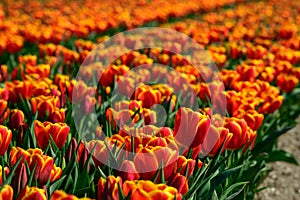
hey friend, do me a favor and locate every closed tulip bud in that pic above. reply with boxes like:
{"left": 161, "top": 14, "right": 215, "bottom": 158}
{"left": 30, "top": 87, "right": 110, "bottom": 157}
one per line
{"left": 65, "top": 138, "right": 78, "bottom": 163}
{"left": 12, "top": 163, "right": 28, "bottom": 195}
{"left": 17, "top": 186, "right": 47, "bottom": 200}
{"left": 258, "top": 95, "right": 284, "bottom": 114}
{"left": 0, "top": 125, "right": 12, "bottom": 156}
{"left": 0, "top": 165, "right": 10, "bottom": 186}
{"left": 174, "top": 108, "right": 210, "bottom": 149}
{"left": 0, "top": 65, "right": 8, "bottom": 82}
{"left": 0, "top": 100, "right": 9, "bottom": 124}
{"left": 34, "top": 120, "right": 70, "bottom": 149}
{"left": 0, "top": 185, "right": 13, "bottom": 200}
{"left": 9, "top": 109, "right": 25, "bottom": 129}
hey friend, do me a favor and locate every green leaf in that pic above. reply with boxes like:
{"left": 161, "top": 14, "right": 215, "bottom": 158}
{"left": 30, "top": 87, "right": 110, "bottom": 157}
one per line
{"left": 210, "top": 164, "right": 243, "bottom": 192}
{"left": 49, "top": 175, "right": 66, "bottom": 195}
{"left": 267, "top": 150, "right": 299, "bottom": 165}
{"left": 252, "top": 125, "right": 295, "bottom": 157}
{"left": 3, "top": 156, "right": 23, "bottom": 185}
{"left": 220, "top": 181, "right": 248, "bottom": 200}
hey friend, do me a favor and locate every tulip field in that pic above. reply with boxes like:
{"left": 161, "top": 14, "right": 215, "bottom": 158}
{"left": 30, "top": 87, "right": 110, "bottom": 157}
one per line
{"left": 1, "top": 0, "right": 300, "bottom": 199}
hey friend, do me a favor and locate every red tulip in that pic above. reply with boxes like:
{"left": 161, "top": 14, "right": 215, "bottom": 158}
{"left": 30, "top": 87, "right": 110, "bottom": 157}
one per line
{"left": 9, "top": 109, "right": 25, "bottom": 129}
{"left": 97, "top": 176, "right": 122, "bottom": 200}
{"left": 169, "top": 173, "right": 189, "bottom": 195}
{"left": 117, "top": 160, "right": 140, "bottom": 181}
{"left": 174, "top": 108, "right": 210, "bottom": 148}
{"left": 17, "top": 186, "right": 46, "bottom": 200}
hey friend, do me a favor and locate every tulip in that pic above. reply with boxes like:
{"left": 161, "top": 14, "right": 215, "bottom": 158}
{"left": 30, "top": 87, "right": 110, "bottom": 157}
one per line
{"left": 122, "top": 180, "right": 182, "bottom": 200}
{"left": 0, "top": 65, "right": 8, "bottom": 82}
{"left": 117, "top": 160, "right": 139, "bottom": 181}
{"left": 276, "top": 73, "right": 298, "bottom": 93}
{"left": 10, "top": 147, "right": 62, "bottom": 186}
{"left": 87, "top": 140, "right": 108, "bottom": 168}
{"left": 224, "top": 118, "right": 247, "bottom": 150}
{"left": 174, "top": 156, "right": 196, "bottom": 177}
{"left": 51, "top": 190, "right": 92, "bottom": 200}
{"left": 8, "top": 109, "right": 25, "bottom": 129}
{"left": 174, "top": 108, "right": 210, "bottom": 149}
{"left": 0, "top": 165, "right": 10, "bottom": 186}
{"left": 17, "top": 186, "right": 46, "bottom": 200}
{"left": 204, "top": 126, "right": 232, "bottom": 156}
{"left": 0, "top": 125, "right": 12, "bottom": 156}
{"left": 134, "top": 146, "right": 178, "bottom": 181}
{"left": 30, "top": 95, "right": 60, "bottom": 120}
{"left": 48, "top": 108, "right": 65, "bottom": 123}
{"left": 34, "top": 120, "right": 70, "bottom": 149}
{"left": 0, "top": 185, "right": 13, "bottom": 200}
{"left": 135, "top": 85, "right": 162, "bottom": 109}
{"left": 233, "top": 110, "right": 264, "bottom": 131}
{"left": 97, "top": 176, "right": 122, "bottom": 200}
{"left": 168, "top": 173, "right": 189, "bottom": 195}
{"left": 0, "top": 100, "right": 9, "bottom": 125}
{"left": 12, "top": 163, "right": 28, "bottom": 195}
{"left": 0, "top": 88, "right": 9, "bottom": 101}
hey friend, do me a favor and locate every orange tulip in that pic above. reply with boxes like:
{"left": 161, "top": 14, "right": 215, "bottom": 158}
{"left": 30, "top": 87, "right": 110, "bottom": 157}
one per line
{"left": 34, "top": 120, "right": 70, "bottom": 149}
{"left": 17, "top": 186, "right": 46, "bottom": 200}
{"left": 51, "top": 190, "right": 92, "bottom": 200}
{"left": 30, "top": 95, "right": 60, "bottom": 119}
{"left": 224, "top": 118, "right": 256, "bottom": 150}
{"left": 233, "top": 110, "right": 264, "bottom": 131}
{"left": 0, "top": 125, "right": 12, "bottom": 156}
{"left": 0, "top": 185, "right": 13, "bottom": 200}
{"left": 276, "top": 73, "right": 299, "bottom": 93}
{"left": 135, "top": 85, "right": 162, "bottom": 109}
{"left": 122, "top": 180, "right": 182, "bottom": 200}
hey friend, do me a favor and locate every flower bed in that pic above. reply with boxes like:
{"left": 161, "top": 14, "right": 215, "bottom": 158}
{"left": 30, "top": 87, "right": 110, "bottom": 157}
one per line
{"left": 0, "top": 0, "right": 300, "bottom": 199}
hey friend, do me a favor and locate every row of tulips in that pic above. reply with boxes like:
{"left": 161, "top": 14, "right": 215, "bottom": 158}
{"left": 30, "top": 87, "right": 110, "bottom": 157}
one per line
{"left": 0, "top": 0, "right": 244, "bottom": 55}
